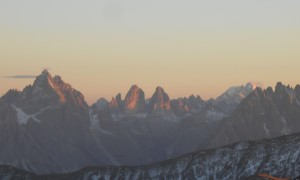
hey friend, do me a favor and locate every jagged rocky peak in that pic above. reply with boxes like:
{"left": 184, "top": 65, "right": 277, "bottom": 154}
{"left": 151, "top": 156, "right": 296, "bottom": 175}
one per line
{"left": 216, "top": 82, "right": 264, "bottom": 104}
{"left": 171, "top": 98, "right": 190, "bottom": 114}
{"left": 123, "top": 85, "right": 146, "bottom": 113}
{"left": 189, "top": 94, "right": 202, "bottom": 101}
{"left": 242, "top": 86, "right": 265, "bottom": 102}
{"left": 274, "top": 82, "right": 290, "bottom": 94}
{"left": 1, "top": 89, "right": 21, "bottom": 103}
{"left": 109, "top": 93, "right": 123, "bottom": 113}
{"left": 251, "top": 86, "right": 264, "bottom": 97}
{"left": 255, "top": 83, "right": 297, "bottom": 98}
{"left": 295, "top": 85, "right": 300, "bottom": 96}
{"left": 274, "top": 82, "right": 296, "bottom": 96}
{"left": 31, "top": 70, "right": 54, "bottom": 93}
{"left": 206, "top": 82, "right": 265, "bottom": 115}
{"left": 273, "top": 82, "right": 300, "bottom": 105}
{"left": 295, "top": 84, "right": 300, "bottom": 91}
{"left": 20, "top": 70, "right": 88, "bottom": 109}
{"left": 275, "top": 82, "right": 285, "bottom": 93}
{"left": 240, "top": 82, "right": 300, "bottom": 106}
{"left": 171, "top": 95, "right": 205, "bottom": 115}
{"left": 188, "top": 94, "right": 204, "bottom": 106}
{"left": 31, "top": 70, "right": 59, "bottom": 94}
{"left": 265, "top": 86, "right": 274, "bottom": 95}
{"left": 149, "top": 86, "right": 171, "bottom": 113}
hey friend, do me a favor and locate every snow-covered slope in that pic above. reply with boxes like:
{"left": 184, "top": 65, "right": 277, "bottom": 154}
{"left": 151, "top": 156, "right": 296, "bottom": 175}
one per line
{"left": 208, "top": 82, "right": 264, "bottom": 115}
{"left": 1, "top": 133, "right": 300, "bottom": 180}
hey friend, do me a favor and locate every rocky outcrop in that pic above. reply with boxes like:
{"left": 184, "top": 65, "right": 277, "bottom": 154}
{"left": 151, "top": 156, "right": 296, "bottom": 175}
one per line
{"left": 149, "top": 87, "right": 171, "bottom": 113}
{"left": 123, "top": 85, "right": 146, "bottom": 113}
{"left": 171, "top": 98, "right": 190, "bottom": 114}
{"left": 171, "top": 95, "right": 205, "bottom": 115}
{"left": 2, "top": 70, "right": 88, "bottom": 114}
{"left": 109, "top": 93, "right": 123, "bottom": 113}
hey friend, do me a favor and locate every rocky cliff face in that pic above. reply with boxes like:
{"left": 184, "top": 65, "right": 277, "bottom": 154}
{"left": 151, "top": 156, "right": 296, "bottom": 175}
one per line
{"left": 2, "top": 70, "right": 88, "bottom": 113}
{"left": 1, "top": 133, "right": 300, "bottom": 180}
{"left": 171, "top": 95, "right": 205, "bottom": 115}
{"left": 109, "top": 93, "right": 123, "bottom": 113}
{"left": 149, "top": 87, "right": 171, "bottom": 113}
{"left": 123, "top": 85, "right": 146, "bottom": 113}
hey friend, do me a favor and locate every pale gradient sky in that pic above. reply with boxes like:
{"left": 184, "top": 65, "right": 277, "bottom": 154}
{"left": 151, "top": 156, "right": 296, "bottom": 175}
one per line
{"left": 0, "top": 0, "right": 300, "bottom": 104}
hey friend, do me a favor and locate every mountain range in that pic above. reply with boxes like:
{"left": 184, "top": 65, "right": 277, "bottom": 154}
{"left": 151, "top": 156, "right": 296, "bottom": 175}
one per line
{"left": 0, "top": 70, "right": 299, "bottom": 178}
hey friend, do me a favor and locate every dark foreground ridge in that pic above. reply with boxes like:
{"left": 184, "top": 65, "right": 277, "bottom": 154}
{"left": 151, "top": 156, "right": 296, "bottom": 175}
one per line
{"left": 1, "top": 133, "right": 300, "bottom": 180}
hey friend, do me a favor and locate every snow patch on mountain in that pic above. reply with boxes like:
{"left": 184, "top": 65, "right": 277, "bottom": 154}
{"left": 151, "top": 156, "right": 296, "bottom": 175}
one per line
{"left": 11, "top": 105, "right": 46, "bottom": 125}
{"left": 89, "top": 110, "right": 99, "bottom": 128}
{"left": 12, "top": 105, "right": 30, "bottom": 125}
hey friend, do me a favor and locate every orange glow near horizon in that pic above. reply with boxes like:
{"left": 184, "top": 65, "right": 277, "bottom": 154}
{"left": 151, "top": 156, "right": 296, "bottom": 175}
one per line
{"left": 0, "top": 1, "right": 300, "bottom": 105}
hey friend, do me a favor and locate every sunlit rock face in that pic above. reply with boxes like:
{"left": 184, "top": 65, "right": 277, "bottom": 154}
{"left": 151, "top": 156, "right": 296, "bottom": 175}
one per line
{"left": 33, "top": 70, "right": 87, "bottom": 107}
{"left": 2, "top": 70, "right": 88, "bottom": 113}
{"left": 123, "top": 85, "right": 146, "bottom": 113}
{"left": 149, "top": 86, "right": 171, "bottom": 113}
